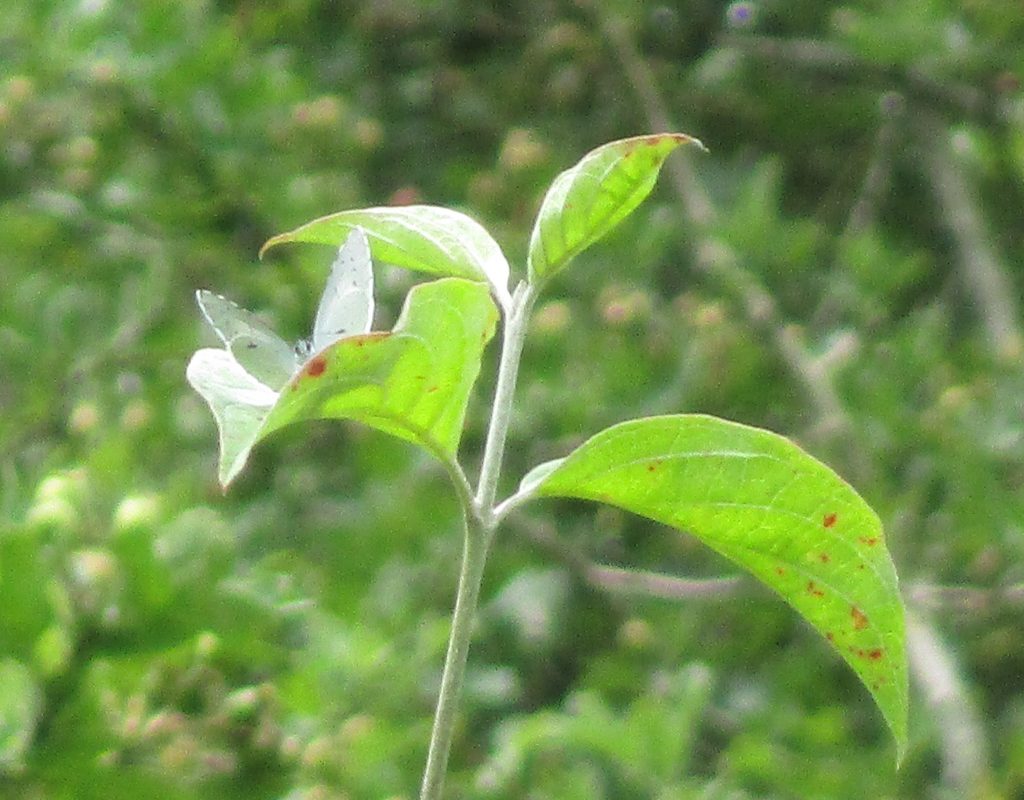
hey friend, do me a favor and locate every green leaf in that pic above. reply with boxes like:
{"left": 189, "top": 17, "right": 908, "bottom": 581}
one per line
{"left": 259, "top": 205, "right": 512, "bottom": 311}
{"left": 188, "top": 278, "right": 498, "bottom": 488}
{"left": 530, "top": 414, "right": 908, "bottom": 761}
{"left": 527, "top": 133, "right": 705, "bottom": 282}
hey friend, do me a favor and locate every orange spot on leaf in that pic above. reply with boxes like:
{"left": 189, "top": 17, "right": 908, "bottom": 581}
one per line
{"left": 851, "top": 606, "right": 869, "bottom": 630}
{"left": 818, "top": 553, "right": 830, "bottom": 563}
{"left": 806, "top": 581, "right": 825, "bottom": 598}
{"left": 867, "top": 648, "right": 884, "bottom": 660}
{"left": 823, "top": 512, "right": 837, "bottom": 528}
{"left": 306, "top": 357, "right": 327, "bottom": 377}
{"left": 859, "top": 536, "right": 880, "bottom": 547}
{"left": 774, "top": 566, "right": 786, "bottom": 576}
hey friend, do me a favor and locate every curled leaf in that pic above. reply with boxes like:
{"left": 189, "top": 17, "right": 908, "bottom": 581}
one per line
{"left": 527, "top": 133, "right": 705, "bottom": 282}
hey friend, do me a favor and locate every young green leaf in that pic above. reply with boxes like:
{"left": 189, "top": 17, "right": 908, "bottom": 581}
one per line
{"left": 188, "top": 278, "right": 498, "bottom": 488}
{"left": 528, "top": 414, "right": 908, "bottom": 761}
{"left": 527, "top": 133, "right": 705, "bottom": 283}
{"left": 260, "top": 205, "right": 512, "bottom": 311}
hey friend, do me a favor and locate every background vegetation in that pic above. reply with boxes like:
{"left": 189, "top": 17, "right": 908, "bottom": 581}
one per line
{"left": 2, "top": 1, "right": 1022, "bottom": 798}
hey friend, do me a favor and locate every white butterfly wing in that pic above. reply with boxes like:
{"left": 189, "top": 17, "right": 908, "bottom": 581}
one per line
{"left": 311, "top": 228, "right": 374, "bottom": 352}
{"left": 196, "top": 290, "right": 298, "bottom": 390}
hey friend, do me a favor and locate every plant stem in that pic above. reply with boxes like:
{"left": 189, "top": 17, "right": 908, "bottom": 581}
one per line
{"left": 418, "top": 280, "right": 537, "bottom": 800}
{"left": 474, "top": 281, "right": 538, "bottom": 517}
{"left": 418, "top": 512, "right": 491, "bottom": 799}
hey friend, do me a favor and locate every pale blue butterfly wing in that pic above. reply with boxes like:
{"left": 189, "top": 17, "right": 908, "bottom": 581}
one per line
{"left": 196, "top": 290, "right": 299, "bottom": 390}
{"left": 310, "top": 228, "right": 374, "bottom": 353}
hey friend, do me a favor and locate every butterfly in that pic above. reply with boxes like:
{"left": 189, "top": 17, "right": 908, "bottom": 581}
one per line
{"left": 196, "top": 228, "right": 374, "bottom": 390}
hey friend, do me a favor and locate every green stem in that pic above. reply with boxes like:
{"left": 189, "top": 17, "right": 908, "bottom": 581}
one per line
{"left": 418, "top": 513, "right": 491, "bottom": 799}
{"left": 475, "top": 282, "right": 538, "bottom": 517}
{"left": 418, "top": 281, "right": 537, "bottom": 800}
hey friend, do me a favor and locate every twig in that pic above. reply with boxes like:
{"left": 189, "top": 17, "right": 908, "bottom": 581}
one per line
{"left": 514, "top": 508, "right": 1024, "bottom": 613}
{"left": 905, "top": 610, "right": 993, "bottom": 792}
{"left": 813, "top": 91, "right": 904, "bottom": 329}
{"left": 841, "top": 93, "right": 904, "bottom": 240}
{"left": 721, "top": 34, "right": 994, "bottom": 122}
{"left": 511, "top": 514, "right": 743, "bottom": 601}
{"left": 916, "top": 113, "right": 1024, "bottom": 363}
{"left": 907, "top": 581, "right": 1024, "bottom": 612}
{"left": 587, "top": 564, "right": 743, "bottom": 601}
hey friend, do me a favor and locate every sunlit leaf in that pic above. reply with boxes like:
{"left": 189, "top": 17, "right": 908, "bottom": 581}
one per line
{"left": 529, "top": 414, "right": 908, "bottom": 760}
{"left": 188, "top": 278, "right": 498, "bottom": 488}
{"left": 260, "top": 205, "right": 512, "bottom": 311}
{"left": 527, "top": 133, "right": 704, "bottom": 282}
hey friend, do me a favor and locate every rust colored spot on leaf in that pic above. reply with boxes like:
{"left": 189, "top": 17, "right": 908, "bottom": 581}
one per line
{"left": 646, "top": 458, "right": 663, "bottom": 472}
{"left": 825, "top": 631, "right": 834, "bottom": 642}
{"left": 823, "top": 512, "right": 837, "bottom": 528}
{"left": 859, "top": 536, "right": 880, "bottom": 547}
{"left": 818, "top": 553, "right": 830, "bottom": 563}
{"left": 806, "top": 581, "right": 825, "bottom": 598}
{"left": 867, "top": 648, "right": 884, "bottom": 660}
{"left": 774, "top": 566, "right": 786, "bottom": 576}
{"left": 306, "top": 356, "right": 327, "bottom": 377}
{"left": 427, "top": 385, "right": 439, "bottom": 393}
{"left": 851, "top": 606, "right": 869, "bottom": 630}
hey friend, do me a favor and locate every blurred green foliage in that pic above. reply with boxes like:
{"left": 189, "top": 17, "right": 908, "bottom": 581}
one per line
{"left": 2, "top": 0, "right": 1022, "bottom": 798}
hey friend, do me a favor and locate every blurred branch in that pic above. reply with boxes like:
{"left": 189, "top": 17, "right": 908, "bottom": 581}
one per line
{"left": 813, "top": 91, "right": 904, "bottom": 327}
{"left": 906, "top": 610, "right": 993, "bottom": 793}
{"left": 916, "top": 114, "right": 1024, "bottom": 363}
{"left": 841, "top": 94, "right": 904, "bottom": 240}
{"left": 721, "top": 33, "right": 997, "bottom": 122}
{"left": 513, "top": 507, "right": 1024, "bottom": 613}
{"left": 512, "top": 514, "right": 743, "bottom": 601}
{"left": 907, "top": 581, "right": 1024, "bottom": 612}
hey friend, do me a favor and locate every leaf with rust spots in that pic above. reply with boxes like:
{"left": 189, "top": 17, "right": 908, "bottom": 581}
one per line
{"left": 261, "top": 278, "right": 496, "bottom": 470}
{"left": 190, "top": 278, "right": 497, "bottom": 488}
{"left": 524, "top": 414, "right": 908, "bottom": 762}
